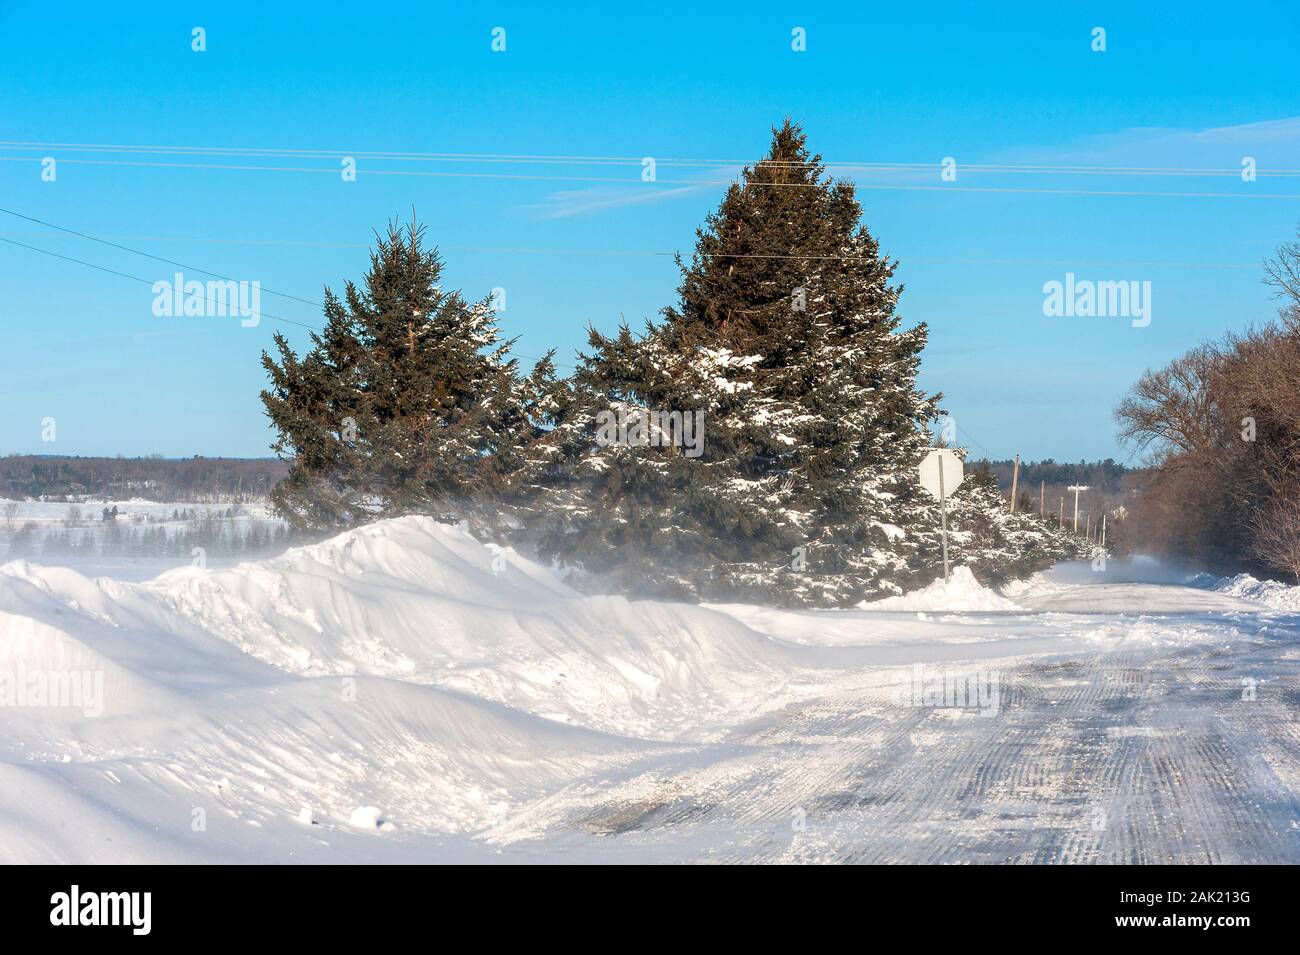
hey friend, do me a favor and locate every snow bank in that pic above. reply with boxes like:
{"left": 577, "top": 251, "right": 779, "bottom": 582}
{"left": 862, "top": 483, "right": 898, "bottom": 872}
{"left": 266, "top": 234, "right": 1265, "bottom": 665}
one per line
{"left": 859, "top": 566, "right": 1023, "bottom": 612}
{"left": 3, "top": 517, "right": 821, "bottom": 742}
{"left": 0, "top": 515, "right": 849, "bottom": 859}
{"left": 1212, "top": 573, "right": 1300, "bottom": 611}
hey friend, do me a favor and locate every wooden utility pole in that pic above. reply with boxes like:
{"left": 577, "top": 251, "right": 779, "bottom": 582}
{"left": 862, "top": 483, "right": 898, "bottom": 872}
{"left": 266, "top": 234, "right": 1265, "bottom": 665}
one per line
{"left": 1039, "top": 480, "right": 1045, "bottom": 517}
{"left": 1009, "top": 454, "right": 1020, "bottom": 513}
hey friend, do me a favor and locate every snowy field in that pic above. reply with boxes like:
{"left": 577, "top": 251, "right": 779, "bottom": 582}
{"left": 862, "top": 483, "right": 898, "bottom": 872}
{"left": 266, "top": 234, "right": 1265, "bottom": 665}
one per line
{"left": 1, "top": 496, "right": 278, "bottom": 528}
{"left": 1, "top": 497, "right": 288, "bottom": 581}
{"left": 1, "top": 516, "right": 1297, "bottom": 863}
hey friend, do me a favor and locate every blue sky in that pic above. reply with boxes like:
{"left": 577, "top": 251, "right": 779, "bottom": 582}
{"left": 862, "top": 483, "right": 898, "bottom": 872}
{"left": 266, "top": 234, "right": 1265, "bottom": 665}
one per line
{"left": 2, "top": 1, "right": 1299, "bottom": 462}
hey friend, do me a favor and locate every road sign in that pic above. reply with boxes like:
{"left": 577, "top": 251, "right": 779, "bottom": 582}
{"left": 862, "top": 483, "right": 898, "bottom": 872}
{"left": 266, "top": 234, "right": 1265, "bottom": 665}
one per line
{"left": 919, "top": 449, "right": 964, "bottom": 502}
{"left": 918, "top": 449, "right": 964, "bottom": 583}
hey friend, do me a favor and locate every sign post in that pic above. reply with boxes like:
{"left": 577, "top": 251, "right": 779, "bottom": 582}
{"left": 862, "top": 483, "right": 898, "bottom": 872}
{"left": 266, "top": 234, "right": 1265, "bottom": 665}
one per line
{"left": 919, "top": 449, "right": 964, "bottom": 583}
{"left": 1068, "top": 484, "right": 1089, "bottom": 533}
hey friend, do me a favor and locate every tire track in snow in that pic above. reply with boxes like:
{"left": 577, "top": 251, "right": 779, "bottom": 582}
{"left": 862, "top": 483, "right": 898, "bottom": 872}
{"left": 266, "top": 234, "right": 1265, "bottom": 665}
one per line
{"left": 516, "top": 615, "right": 1300, "bottom": 863}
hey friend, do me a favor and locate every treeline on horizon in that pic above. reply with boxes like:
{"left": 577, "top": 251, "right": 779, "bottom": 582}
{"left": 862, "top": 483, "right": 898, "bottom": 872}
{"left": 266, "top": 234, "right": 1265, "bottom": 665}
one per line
{"left": 973, "top": 458, "right": 1138, "bottom": 495}
{"left": 0, "top": 455, "right": 287, "bottom": 502}
{"left": 4, "top": 508, "right": 293, "bottom": 562}
{"left": 0, "top": 454, "right": 1139, "bottom": 504}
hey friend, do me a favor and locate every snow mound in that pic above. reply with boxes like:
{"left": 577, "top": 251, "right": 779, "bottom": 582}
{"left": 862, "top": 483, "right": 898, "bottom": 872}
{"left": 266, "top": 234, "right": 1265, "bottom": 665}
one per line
{"left": 0, "top": 516, "right": 833, "bottom": 858}
{"left": 860, "top": 566, "right": 1023, "bottom": 612}
{"left": 349, "top": 806, "right": 385, "bottom": 829}
{"left": 107, "top": 516, "right": 810, "bottom": 739}
{"left": 0, "top": 517, "right": 822, "bottom": 747}
{"left": 1212, "top": 573, "right": 1300, "bottom": 611}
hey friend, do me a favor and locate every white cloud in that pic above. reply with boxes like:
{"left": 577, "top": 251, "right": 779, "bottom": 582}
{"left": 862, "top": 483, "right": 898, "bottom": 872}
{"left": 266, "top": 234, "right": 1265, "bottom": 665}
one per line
{"left": 522, "top": 183, "right": 705, "bottom": 219}
{"left": 998, "top": 117, "right": 1300, "bottom": 168}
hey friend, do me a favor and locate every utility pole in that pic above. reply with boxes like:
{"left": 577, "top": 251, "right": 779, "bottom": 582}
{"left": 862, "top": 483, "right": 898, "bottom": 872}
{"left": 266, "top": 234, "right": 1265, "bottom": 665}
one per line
{"left": 1039, "top": 480, "right": 1045, "bottom": 517}
{"left": 1010, "top": 454, "right": 1020, "bottom": 513}
{"left": 1059, "top": 496, "right": 1064, "bottom": 528}
{"left": 1101, "top": 514, "right": 1107, "bottom": 548}
{"left": 1068, "top": 484, "right": 1089, "bottom": 533}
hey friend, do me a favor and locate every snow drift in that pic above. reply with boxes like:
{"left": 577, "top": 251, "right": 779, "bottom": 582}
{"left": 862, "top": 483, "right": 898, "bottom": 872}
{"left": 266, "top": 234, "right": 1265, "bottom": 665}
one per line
{"left": 1210, "top": 572, "right": 1300, "bottom": 611}
{"left": 0, "top": 516, "right": 849, "bottom": 861}
{"left": 860, "top": 566, "right": 1023, "bottom": 612}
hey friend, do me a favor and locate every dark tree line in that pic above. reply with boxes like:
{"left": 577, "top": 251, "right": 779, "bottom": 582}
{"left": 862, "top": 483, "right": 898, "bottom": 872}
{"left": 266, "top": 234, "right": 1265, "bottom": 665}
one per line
{"left": 0, "top": 455, "right": 286, "bottom": 502}
{"left": 973, "top": 458, "right": 1137, "bottom": 496}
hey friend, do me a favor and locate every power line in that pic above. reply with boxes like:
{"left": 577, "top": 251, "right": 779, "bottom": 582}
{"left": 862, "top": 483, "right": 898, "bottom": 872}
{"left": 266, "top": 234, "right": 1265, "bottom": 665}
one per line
{"left": 0, "top": 207, "right": 581, "bottom": 368}
{"left": 6, "top": 156, "right": 1300, "bottom": 201}
{"left": 0, "top": 229, "right": 576, "bottom": 369}
{"left": 955, "top": 423, "right": 996, "bottom": 460}
{"left": 0, "top": 227, "right": 1261, "bottom": 270}
{"left": 5, "top": 139, "right": 1300, "bottom": 177}
{"left": 6, "top": 205, "right": 1265, "bottom": 289}
{"left": 0, "top": 235, "right": 320, "bottom": 333}
{"left": 0, "top": 207, "right": 323, "bottom": 309}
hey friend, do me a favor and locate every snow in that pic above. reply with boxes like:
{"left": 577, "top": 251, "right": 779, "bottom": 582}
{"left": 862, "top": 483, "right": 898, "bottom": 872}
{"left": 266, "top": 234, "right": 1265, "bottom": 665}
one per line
{"left": 1, "top": 526, "right": 1298, "bottom": 863}
{"left": 860, "top": 566, "right": 1023, "bottom": 612}
{"left": 349, "top": 806, "right": 387, "bottom": 830}
{"left": 1211, "top": 572, "right": 1300, "bottom": 611}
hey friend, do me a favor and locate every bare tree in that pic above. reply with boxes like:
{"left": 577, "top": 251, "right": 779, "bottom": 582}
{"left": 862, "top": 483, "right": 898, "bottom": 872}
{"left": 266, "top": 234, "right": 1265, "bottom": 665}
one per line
{"left": 1264, "top": 226, "right": 1300, "bottom": 314}
{"left": 1115, "top": 343, "right": 1230, "bottom": 461}
{"left": 1251, "top": 474, "right": 1300, "bottom": 582}
{"left": 1113, "top": 226, "right": 1300, "bottom": 576}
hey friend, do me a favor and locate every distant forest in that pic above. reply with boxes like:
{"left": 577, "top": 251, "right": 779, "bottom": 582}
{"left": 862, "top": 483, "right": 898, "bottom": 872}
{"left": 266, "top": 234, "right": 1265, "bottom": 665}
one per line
{"left": 0, "top": 455, "right": 287, "bottom": 501}
{"left": 968, "top": 459, "right": 1144, "bottom": 549}
{"left": 972, "top": 458, "right": 1142, "bottom": 495}
{"left": 3, "top": 453, "right": 1142, "bottom": 507}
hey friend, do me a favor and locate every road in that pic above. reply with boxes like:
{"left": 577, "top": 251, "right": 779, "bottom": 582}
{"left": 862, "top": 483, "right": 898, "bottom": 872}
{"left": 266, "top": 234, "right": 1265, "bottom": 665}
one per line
{"left": 491, "top": 577, "right": 1300, "bottom": 863}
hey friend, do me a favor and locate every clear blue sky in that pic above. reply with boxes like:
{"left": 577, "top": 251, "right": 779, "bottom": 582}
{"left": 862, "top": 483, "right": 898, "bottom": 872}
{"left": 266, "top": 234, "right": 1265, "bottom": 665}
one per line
{"left": 3, "top": 1, "right": 1299, "bottom": 462}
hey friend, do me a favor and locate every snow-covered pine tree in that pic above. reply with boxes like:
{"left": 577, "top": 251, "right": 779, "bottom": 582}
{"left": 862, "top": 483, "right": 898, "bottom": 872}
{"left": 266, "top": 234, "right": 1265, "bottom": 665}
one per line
{"left": 511, "top": 320, "right": 776, "bottom": 599}
{"left": 527, "top": 121, "right": 941, "bottom": 606}
{"left": 261, "top": 220, "right": 534, "bottom": 531}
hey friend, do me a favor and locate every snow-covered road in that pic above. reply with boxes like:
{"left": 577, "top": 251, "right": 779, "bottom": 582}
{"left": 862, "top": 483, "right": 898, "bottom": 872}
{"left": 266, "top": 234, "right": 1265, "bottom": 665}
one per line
{"left": 511, "top": 603, "right": 1300, "bottom": 863}
{"left": 1, "top": 520, "right": 1296, "bottom": 864}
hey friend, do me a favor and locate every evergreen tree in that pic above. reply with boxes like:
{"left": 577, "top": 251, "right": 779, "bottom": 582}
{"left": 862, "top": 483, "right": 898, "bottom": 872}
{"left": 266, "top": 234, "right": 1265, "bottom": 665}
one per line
{"left": 524, "top": 121, "right": 942, "bottom": 606}
{"left": 261, "top": 221, "right": 533, "bottom": 531}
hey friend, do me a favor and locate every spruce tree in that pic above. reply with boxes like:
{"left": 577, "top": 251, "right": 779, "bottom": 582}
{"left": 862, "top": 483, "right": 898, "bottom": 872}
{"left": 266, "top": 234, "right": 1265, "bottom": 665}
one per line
{"left": 261, "top": 221, "right": 531, "bottom": 531}
{"left": 527, "top": 121, "right": 942, "bottom": 606}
